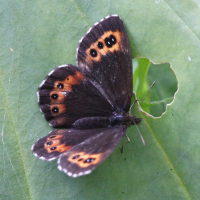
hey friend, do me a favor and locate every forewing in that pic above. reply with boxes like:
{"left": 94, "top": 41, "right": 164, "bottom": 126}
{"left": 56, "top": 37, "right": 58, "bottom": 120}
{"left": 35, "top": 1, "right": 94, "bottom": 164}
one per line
{"left": 38, "top": 65, "right": 114, "bottom": 128}
{"left": 77, "top": 15, "right": 133, "bottom": 112}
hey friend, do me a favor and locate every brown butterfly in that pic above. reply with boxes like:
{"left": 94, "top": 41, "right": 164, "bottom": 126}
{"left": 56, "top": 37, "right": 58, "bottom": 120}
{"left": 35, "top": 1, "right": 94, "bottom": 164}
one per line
{"left": 32, "top": 15, "right": 141, "bottom": 178}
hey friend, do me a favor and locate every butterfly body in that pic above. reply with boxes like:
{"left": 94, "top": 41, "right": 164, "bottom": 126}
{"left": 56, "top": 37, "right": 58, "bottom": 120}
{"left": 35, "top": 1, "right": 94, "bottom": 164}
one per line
{"left": 32, "top": 15, "right": 142, "bottom": 178}
{"left": 72, "top": 114, "right": 142, "bottom": 129}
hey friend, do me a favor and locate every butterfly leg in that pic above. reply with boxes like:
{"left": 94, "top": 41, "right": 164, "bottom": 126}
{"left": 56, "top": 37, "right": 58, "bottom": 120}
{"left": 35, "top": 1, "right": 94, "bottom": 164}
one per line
{"left": 129, "top": 98, "right": 138, "bottom": 114}
{"left": 121, "top": 133, "right": 130, "bottom": 153}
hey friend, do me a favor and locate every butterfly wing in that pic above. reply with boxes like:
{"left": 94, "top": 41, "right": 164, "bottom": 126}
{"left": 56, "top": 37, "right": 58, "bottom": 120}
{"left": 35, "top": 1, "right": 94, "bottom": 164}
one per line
{"left": 38, "top": 65, "right": 114, "bottom": 128}
{"left": 77, "top": 15, "right": 133, "bottom": 112}
{"left": 32, "top": 125, "right": 127, "bottom": 177}
{"left": 32, "top": 128, "right": 103, "bottom": 161}
{"left": 57, "top": 125, "right": 127, "bottom": 177}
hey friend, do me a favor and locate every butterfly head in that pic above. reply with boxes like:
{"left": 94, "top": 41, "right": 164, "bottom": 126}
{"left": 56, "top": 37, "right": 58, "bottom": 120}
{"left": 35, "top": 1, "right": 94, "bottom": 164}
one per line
{"left": 127, "top": 114, "right": 142, "bottom": 126}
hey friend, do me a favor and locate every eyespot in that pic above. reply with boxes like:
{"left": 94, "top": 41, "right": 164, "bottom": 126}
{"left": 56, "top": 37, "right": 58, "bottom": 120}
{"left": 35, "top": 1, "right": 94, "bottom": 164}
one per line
{"left": 50, "top": 147, "right": 56, "bottom": 150}
{"left": 98, "top": 42, "right": 103, "bottom": 49}
{"left": 72, "top": 155, "right": 80, "bottom": 159}
{"left": 105, "top": 38, "right": 112, "bottom": 48}
{"left": 57, "top": 83, "right": 64, "bottom": 89}
{"left": 90, "top": 49, "right": 97, "bottom": 57}
{"left": 52, "top": 107, "right": 59, "bottom": 113}
{"left": 46, "top": 141, "right": 53, "bottom": 145}
{"left": 84, "top": 158, "right": 95, "bottom": 163}
{"left": 110, "top": 35, "right": 116, "bottom": 45}
{"left": 51, "top": 94, "right": 58, "bottom": 99}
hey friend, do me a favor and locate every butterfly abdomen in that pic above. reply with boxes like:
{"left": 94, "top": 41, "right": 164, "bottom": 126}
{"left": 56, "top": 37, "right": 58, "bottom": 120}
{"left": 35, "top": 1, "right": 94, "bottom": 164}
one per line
{"left": 72, "top": 114, "right": 142, "bottom": 129}
{"left": 72, "top": 117, "right": 111, "bottom": 129}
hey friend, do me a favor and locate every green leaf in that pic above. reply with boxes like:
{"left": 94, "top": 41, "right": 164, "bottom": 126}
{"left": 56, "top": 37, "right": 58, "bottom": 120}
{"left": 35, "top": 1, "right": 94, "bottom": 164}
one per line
{"left": 133, "top": 60, "right": 177, "bottom": 117}
{"left": 1, "top": 0, "right": 200, "bottom": 199}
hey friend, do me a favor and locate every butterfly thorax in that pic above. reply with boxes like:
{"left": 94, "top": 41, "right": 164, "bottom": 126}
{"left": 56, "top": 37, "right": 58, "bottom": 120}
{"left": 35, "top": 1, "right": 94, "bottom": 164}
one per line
{"left": 111, "top": 114, "right": 142, "bottom": 126}
{"left": 72, "top": 114, "right": 142, "bottom": 129}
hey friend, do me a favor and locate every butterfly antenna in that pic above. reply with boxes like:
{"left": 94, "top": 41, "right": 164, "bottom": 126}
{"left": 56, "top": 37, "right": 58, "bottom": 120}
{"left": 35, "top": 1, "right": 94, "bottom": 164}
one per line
{"left": 130, "top": 81, "right": 156, "bottom": 114}
{"left": 140, "top": 81, "right": 156, "bottom": 105}
{"left": 134, "top": 121, "right": 145, "bottom": 145}
{"left": 129, "top": 81, "right": 155, "bottom": 146}
{"left": 129, "top": 99, "right": 137, "bottom": 114}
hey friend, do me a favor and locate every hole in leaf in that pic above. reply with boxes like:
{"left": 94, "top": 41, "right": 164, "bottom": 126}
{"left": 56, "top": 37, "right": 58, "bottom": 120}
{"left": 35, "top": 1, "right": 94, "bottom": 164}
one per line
{"left": 133, "top": 58, "right": 177, "bottom": 117}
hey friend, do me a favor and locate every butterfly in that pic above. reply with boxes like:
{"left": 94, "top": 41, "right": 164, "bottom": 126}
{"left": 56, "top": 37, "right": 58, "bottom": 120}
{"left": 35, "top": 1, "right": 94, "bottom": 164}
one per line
{"left": 32, "top": 15, "right": 142, "bottom": 178}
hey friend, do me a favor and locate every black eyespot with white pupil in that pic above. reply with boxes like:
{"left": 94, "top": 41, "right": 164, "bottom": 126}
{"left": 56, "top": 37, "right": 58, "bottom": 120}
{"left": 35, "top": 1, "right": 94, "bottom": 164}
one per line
{"left": 52, "top": 107, "right": 59, "bottom": 113}
{"left": 47, "top": 141, "right": 53, "bottom": 145}
{"left": 98, "top": 42, "right": 103, "bottom": 49}
{"left": 84, "top": 158, "right": 95, "bottom": 163}
{"left": 90, "top": 49, "right": 97, "bottom": 57}
{"left": 73, "top": 155, "right": 80, "bottom": 159}
{"left": 105, "top": 35, "right": 116, "bottom": 48}
{"left": 105, "top": 38, "right": 112, "bottom": 47}
{"left": 110, "top": 35, "right": 116, "bottom": 45}
{"left": 57, "top": 83, "right": 64, "bottom": 89}
{"left": 51, "top": 147, "right": 56, "bottom": 150}
{"left": 51, "top": 94, "right": 58, "bottom": 99}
